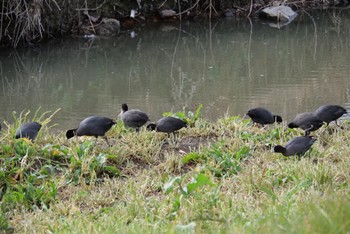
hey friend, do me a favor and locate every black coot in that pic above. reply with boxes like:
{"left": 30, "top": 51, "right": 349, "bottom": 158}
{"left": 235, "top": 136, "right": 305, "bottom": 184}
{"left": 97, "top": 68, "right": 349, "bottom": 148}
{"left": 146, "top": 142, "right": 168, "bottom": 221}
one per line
{"left": 15, "top": 122, "right": 42, "bottom": 141}
{"left": 66, "top": 116, "right": 116, "bottom": 146}
{"left": 274, "top": 136, "right": 316, "bottom": 156}
{"left": 288, "top": 112, "right": 324, "bottom": 136}
{"left": 246, "top": 107, "right": 282, "bottom": 126}
{"left": 147, "top": 116, "right": 187, "bottom": 138}
{"left": 121, "top": 103, "right": 150, "bottom": 132}
{"left": 314, "top": 104, "right": 347, "bottom": 126}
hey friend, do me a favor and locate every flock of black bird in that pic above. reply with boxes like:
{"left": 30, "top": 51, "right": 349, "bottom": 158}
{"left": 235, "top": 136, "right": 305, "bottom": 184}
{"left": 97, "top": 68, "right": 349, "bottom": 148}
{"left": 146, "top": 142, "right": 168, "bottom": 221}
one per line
{"left": 0, "top": 103, "right": 347, "bottom": 157}
{"left": 246, "top": 104, "right": 347, "bottom": 156}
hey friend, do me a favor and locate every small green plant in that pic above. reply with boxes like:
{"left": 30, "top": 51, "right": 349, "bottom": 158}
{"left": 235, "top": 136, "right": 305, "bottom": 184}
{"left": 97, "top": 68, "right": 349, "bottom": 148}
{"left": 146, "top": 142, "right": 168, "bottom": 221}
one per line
{"left": 164, "top": 172, "right": 215, "bottom": 196}
{"left": 207, "top": 143, "right": 242, "bottom": 177}
{"left": 181, "top": 152, "right": 202, "bottom": 164}
{"left": 14, "top": 139, "right": 36, "bottom": 157}
{"left": 163, "top": 104, "right": 203, "bottom": 126}
{"left": 40, "top": 143, "right": 70, "bottom": 161}
{"left": 1, "top": 178, "right": 58, "bottom": 212}
{"left": 67, "top": 141, "right": 120, "bottom": 184}
{"left": 164, "top": 172, "right": 215, "bottom": 219}
{"left": 182, "top": 142, "right": 251, "bottom": 177}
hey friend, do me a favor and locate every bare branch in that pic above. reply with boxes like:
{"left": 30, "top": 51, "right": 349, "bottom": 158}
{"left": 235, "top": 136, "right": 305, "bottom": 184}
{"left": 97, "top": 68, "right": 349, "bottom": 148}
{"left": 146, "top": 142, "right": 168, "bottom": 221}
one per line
{"left": 75, "top": 0, "right": 106, "bottom": 11}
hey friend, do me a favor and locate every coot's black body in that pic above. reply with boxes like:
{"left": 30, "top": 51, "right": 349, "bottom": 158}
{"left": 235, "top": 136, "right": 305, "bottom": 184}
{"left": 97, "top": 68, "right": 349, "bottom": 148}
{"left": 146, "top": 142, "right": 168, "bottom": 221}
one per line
{"left": 121, "top": 103, "right": 150, "bottom": 131}
{"left": 147, "top": 116, "right": 187, "bottom": 137}
{"left": 288, "top": 112, "right": 324, "bottom": 136}
{"left": 314, "top": 104, "right": 347, "bottom": 126}
{"left": 274, "top": 136, "right": 316, "bottom": 156}
{"left": 66, "top": 116, "right": 116, "bottom": 146}
{"left": 15, "top": 122, "right": 42, "bottom": 141}
{"left": 246, "top": 107, "right": 282, "bottom": 126}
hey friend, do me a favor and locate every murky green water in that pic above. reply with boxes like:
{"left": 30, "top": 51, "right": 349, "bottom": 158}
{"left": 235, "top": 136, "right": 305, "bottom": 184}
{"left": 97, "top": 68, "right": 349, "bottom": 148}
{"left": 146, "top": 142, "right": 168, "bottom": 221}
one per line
{"left": 1, "top": 10, "right": 350, "bottom": 130}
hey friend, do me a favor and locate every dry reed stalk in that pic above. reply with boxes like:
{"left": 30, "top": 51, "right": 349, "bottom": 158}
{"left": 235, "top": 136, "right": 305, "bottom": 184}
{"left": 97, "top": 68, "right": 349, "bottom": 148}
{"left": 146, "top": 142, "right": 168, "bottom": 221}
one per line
{"left": 0, "top": 0, "right": 60, "bottom": 47}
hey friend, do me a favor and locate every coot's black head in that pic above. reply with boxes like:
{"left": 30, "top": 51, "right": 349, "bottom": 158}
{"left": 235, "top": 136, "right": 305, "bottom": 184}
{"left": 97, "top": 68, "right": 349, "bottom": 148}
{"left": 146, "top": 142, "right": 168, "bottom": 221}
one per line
{"left": 121, "top": 103, "right": 129, "bottom": 112}
{"left": 146, "top": 123, "right": 157, "bottom": 131}
{"left": 183, "top": 121, "right": 188, "bottom": 127}
{"left": 274, "top": 145, "right": 286, "bottom": 154}
{"left": 66, "top": 129, "right": 77, "bottom": 139}
{"left": 274, "top": 115, "right": 283, "bottom": 123}
{"left": 288, "top": 122, "right": 298, "bottom": 128}
{"left": 246, "top": 109, "right": 254, "bottom": 117}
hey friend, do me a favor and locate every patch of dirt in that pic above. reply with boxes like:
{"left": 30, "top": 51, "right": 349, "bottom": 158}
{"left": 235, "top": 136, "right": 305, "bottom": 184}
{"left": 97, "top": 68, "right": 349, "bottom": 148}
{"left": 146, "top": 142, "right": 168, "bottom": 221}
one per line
{"left": 119, "top": 156, "right": 153, "bottom": 176}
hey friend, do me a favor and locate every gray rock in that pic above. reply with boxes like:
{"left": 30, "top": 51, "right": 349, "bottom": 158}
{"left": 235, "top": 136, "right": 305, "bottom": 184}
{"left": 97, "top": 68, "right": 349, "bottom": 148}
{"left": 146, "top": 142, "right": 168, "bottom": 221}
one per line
{"left": 160, "top": 9, "right": 176, "bottom": 18}
{"left": 96, "top": 18, "right": 120, "bottom": 37}
{"left": 259, "top": 6, "right": 297, "bottom": 28}
{"left": 261, "top": 6, "right": 297, "bottom": 22}
{"left": 223, "top": 8, "right": 235, "bottom": 18}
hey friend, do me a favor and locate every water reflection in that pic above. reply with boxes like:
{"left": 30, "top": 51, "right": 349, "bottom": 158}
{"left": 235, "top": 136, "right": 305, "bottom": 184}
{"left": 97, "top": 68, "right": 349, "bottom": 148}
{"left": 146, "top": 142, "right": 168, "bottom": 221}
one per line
{"left": 1, "top": 10, "right": 350, "bottom": 130}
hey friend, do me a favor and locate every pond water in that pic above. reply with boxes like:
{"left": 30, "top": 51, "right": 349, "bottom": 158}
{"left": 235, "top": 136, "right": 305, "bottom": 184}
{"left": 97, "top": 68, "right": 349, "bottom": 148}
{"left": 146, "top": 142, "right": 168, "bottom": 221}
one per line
{"left": 1, "top": 10, "right": 350, "bottom": 131}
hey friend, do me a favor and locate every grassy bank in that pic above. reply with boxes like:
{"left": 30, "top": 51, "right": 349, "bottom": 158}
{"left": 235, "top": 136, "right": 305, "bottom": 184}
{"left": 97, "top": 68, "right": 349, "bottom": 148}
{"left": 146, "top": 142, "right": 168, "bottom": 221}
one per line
{"left": 0, "top": 108, "right": 349, "bottom": 233}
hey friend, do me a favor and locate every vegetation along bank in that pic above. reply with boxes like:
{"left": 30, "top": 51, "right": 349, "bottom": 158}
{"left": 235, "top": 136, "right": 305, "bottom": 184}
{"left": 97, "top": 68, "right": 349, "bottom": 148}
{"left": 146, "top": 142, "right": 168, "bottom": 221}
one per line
{"left": 0, "top": 0, "right": 349, "bottom": 48}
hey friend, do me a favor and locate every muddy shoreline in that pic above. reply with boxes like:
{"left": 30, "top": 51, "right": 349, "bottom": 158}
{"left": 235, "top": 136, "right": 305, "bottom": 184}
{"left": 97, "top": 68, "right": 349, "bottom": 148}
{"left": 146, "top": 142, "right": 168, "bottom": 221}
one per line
{"left": 0, "top": 0, "right": 348, "bottom": 48}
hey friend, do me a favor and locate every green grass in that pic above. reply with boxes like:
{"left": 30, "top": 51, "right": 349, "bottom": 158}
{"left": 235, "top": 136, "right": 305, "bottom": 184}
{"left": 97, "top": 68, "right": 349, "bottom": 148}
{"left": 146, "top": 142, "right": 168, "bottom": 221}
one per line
{"left": 1, "top": 108, "right": 350, "bottom": 233}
